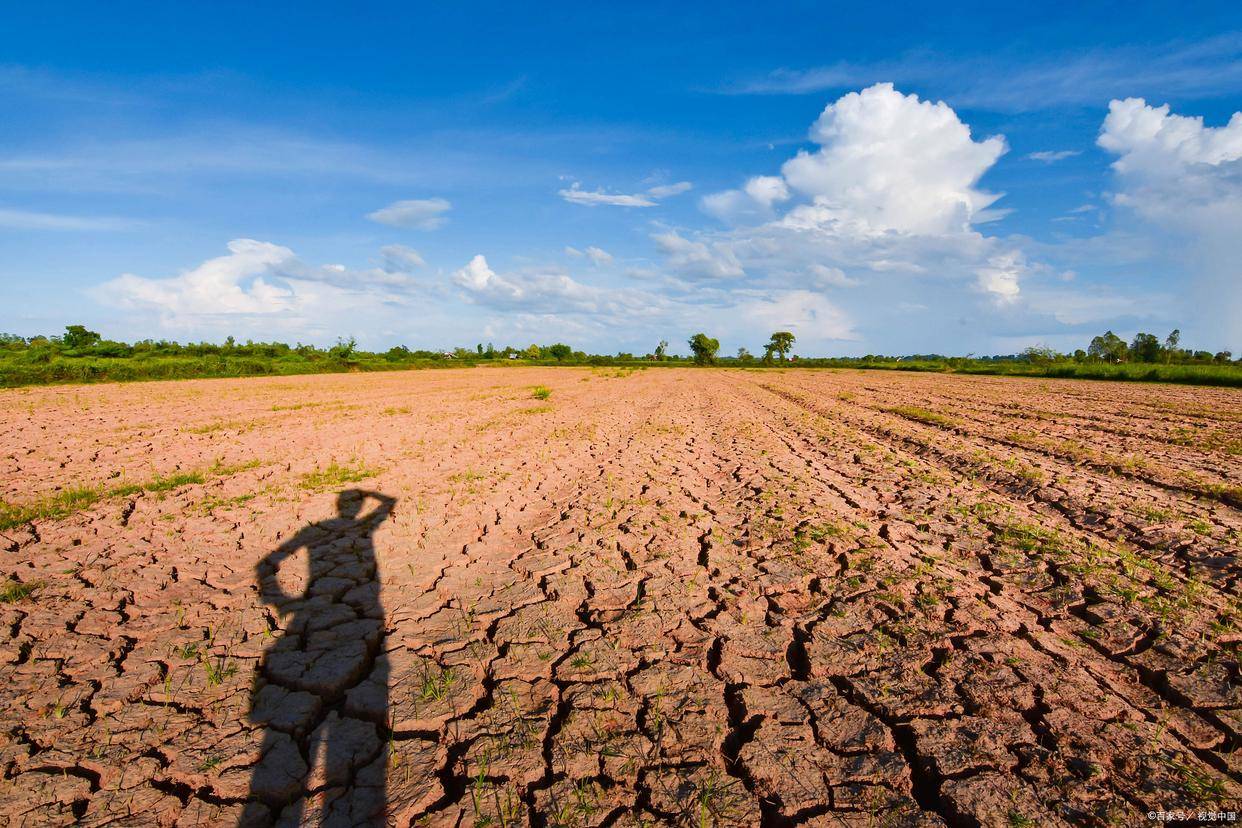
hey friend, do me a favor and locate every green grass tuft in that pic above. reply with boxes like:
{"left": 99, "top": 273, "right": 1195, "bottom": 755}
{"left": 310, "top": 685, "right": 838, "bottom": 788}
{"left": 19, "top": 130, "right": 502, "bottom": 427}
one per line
{"left": 880, "top": 405, "right": 960, "bottom": 428}
{"left": 0, "top": 487, "right": 101, "bottom": 531}
{"left": 0, "top": 579, "right": 42, "bottom": 603}
{"left": 300, "top": 460, "right": 380, "bottom": 491}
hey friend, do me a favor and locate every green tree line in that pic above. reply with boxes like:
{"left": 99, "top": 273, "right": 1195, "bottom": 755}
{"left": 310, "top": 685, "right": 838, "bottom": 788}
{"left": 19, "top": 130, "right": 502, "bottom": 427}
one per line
{"left": 1, "top": 325, "right": 1238, "bottom": 388}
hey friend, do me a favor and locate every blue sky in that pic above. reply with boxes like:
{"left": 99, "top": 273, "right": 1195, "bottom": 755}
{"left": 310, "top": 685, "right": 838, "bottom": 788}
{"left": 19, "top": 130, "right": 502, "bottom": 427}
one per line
{"left": 2, "top": 2, "right": 1240, "bottom": 356}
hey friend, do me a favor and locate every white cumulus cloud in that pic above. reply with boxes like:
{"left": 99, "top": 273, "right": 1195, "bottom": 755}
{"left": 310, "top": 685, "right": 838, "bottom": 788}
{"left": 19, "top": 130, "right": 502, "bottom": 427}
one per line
{"left": 1100, "top": 98, "right": 1242, "bottom": 174}
{"left": 99, "top": 239, "right": 297, "bottom": 316}
{"left": 780, "top": 83, "right": 1007, "bottom": 235}
{"left": 671, "top": 84, "right": 1029, "bottom": 310}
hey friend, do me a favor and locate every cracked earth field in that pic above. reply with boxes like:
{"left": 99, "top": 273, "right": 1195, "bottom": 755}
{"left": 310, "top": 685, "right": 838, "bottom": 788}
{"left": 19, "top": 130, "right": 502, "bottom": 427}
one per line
{"left": 0, "top": 367, "right": 1239, "bottom": 827}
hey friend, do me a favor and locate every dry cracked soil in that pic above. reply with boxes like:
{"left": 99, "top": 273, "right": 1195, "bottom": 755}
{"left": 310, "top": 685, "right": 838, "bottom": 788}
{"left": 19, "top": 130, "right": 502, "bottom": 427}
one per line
{"left": 0, "top": 367, "right": 1238, "bottom": 827}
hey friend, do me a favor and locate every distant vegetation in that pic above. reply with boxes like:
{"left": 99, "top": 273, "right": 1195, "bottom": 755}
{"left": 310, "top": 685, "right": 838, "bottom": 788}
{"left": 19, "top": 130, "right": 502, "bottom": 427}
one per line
{"left": 0, "top": 325, "right": 1238, "bottom": 387}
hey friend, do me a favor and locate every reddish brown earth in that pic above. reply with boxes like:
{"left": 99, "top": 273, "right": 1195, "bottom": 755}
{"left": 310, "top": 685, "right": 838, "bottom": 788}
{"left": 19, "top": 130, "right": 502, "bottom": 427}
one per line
{"left": 0, "top": 367, "right": 1238, "bottom": 826}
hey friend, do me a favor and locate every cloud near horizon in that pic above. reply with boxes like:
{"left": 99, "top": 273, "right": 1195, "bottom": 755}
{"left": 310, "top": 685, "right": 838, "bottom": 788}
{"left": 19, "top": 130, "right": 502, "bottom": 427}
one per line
{"left": 1096, "top": 96, "right": 1242, "bottom": 347}
{"left": 95, "top": 239, "right": 430, "bottom": 337}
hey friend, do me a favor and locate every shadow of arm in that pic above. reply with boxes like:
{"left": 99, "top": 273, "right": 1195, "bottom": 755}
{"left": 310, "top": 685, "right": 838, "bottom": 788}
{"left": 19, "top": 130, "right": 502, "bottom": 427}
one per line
{"left": 255, "top": 531, "right": 308, "bottom": 606}
{"left": 357, "top": 490, "right": 397, "bottom": 527}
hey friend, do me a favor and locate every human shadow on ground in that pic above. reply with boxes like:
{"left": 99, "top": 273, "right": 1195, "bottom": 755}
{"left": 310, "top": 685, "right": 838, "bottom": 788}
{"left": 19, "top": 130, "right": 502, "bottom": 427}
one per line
{"left": 241, "top": 489, "right": 395, "bottom": 826}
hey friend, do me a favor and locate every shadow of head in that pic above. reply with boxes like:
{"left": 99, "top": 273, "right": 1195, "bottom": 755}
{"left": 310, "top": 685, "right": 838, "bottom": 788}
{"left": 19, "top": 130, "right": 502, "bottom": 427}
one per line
{"left": 336, "top": 488, "right": 366, "bottom": 520}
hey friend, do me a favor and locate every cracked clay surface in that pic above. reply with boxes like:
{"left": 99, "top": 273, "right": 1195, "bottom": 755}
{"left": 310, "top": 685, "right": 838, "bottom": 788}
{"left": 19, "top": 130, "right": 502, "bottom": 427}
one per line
{"left": 0, "top": 367, "right": 1238, "bottom": 826}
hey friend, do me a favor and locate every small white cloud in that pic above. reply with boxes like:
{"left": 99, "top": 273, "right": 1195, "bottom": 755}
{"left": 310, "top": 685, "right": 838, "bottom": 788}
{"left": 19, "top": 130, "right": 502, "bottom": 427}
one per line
{"left": 701, "top": 175, "right": 791, "bottom": 224}
{"left": 453, "top": 254, "right": 512, "bottom": 295}
{"left": 379, "top": 244, "right": 425, "bottom": 270}
{"left": 564, "top": 246, "right": 584, "bottom": 258}
{"left": 366, "top": 197, "right": 451, "bottom": 230}
{"left": 559, "top": 183, "right": 656, "bottom": 208}
{"left": 975, "top": 252, "right": 1024, "bottom": 303}
{"left": 743, "top": 176, "right": 790, "bottom": 208}
{"left": 1026, "top": 150, "right": 1081, "bottom": 163}
{"left": 646, "top": 181, "right": 693, "bottom": 198}
{"left": 1099, "top": 97, "right": 1242, "bottom": 172}
{"left": 585, "top": 246, "right": 613, "bottom": 265}
{"left": 559, "top": 180, "right": 692, "bottom": 208}
{"left": 0, "top": 208, "right": 141, "bottom": 231}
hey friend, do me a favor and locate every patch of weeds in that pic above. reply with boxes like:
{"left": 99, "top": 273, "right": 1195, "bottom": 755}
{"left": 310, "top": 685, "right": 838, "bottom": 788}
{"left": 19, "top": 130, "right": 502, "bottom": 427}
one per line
{"left": 1099, "top": 452, "right": 1149, "bottom": 473}
{"left": 271, "top": 401, "right": 328, "bottom": 412}
{"left": 1196, "top": 480, "right": 1242, "bottom": 505}
{"left": 200, "top": 653, "right": 238, "bottom": 687}
{"left": 1166, "top": 757, "right": 1228, "bottom": 802}
{"left": 2, "top": 463, "right": 229, "bottom": 530}
{"left": 880, "top": 405, "right": 960, "bottom": 428}
{"left": 1001, "top": 459, "right": 1045, "bottom": 485}
{"left": 994, "top": 522, "right": 1065, "bottom": 558}
{"left": 196, "top": 492, "right": 258, "bottom": 514}
{"left": 145, "top": 472, "right": 206, "bottom": 493}
{"left": 692, "top": 770, "right": 744, "bottom": 827}
{"left": 1186, "top": 518, "right": 1213, "bottom": 536}
{"left": 382, "top": 406, "right": 411, "bottom": 415}
{"left": 449, "top": 470, "right": 486, "bottom": 484}
{"left": 0, "top": 579, "right": 42, "bottom": 603}
{"left": 805, "top": 522, "right": 848, "bottom": 542}
{"left": 1007, "top": 811, "right": 1037, "bottom": 828}
{"left": 418, "top": 665, "right": 457, "bottom": 703}
{"left": 530, "top": 385, "right": 552, "bottom": 400}
{"left": 0, "top": 487, "right": 101, "bottom": 531}
{"left": 184, "top": 419, "right": 259, "bottom": 435}
{"left": 208, "top": 458, "right": 262, "bottom": 476}
{"left": 300, "top": 460, "right": 380, "bottom": 491}
{"left": 197, "top": 755, "right": 223, "bottom": 772}
{"left": 1140, "top": 505, "right": 1172, "bottom": 523}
